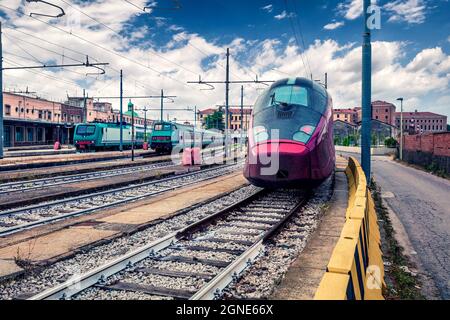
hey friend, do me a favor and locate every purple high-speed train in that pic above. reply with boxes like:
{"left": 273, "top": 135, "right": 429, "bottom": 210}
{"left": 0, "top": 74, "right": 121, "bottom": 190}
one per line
{"left": 244, "top": 77, "right": 335, "bottom": 188}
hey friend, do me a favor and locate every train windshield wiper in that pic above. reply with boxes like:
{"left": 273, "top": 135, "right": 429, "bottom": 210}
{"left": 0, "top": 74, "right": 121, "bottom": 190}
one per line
{"left": 270, "top": 93, "right": 289, "bottom": 108}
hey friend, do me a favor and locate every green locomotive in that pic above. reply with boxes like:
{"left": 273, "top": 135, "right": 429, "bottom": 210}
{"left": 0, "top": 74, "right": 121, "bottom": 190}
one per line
{"left": 150, "top": 121, "right": 222, "bottom": 154}
{"left": 74, "top": 122, "right": 149, "bottom": 151}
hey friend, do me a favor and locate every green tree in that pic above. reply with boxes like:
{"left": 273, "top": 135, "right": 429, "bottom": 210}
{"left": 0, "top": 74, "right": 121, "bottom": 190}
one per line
{"left": 205, "top": 110, "right": 225, "bottom": 131}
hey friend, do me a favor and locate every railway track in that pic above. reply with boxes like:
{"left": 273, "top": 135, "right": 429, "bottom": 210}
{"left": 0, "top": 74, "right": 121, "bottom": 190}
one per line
{"left": 0, "top": 162, "right": 242, "bottom": 236}
{"left": 0, "top": 147, "right": 230, "bottom": 195}
{"left": 0, "top": 161, "right": 174, "bottom": 195}
{"left": 28, "top": 189, "right": 308, "bottom": 300}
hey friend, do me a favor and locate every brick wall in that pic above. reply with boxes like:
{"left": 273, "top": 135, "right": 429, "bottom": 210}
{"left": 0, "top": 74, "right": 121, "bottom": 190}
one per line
{"left": 403, "top": 132, "right": 450, "bottom": 173}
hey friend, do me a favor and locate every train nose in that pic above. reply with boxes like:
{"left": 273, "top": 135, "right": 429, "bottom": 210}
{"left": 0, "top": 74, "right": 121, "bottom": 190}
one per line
{"left": 244, "top": 141, "right": 311, "bottom": 187}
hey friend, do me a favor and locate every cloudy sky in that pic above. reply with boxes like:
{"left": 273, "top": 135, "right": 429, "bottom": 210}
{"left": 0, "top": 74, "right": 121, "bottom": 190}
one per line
{"left": 0, "top": 0, "right": 449, "bottom": 122}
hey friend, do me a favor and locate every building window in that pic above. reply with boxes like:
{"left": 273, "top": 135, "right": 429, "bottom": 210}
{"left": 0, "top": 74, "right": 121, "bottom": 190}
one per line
{"left": 15, "top": 127, "right": 24, "bottom": 142}
{"left": 48, "top": 111, "right": 52, "bottom": 120}
{"left": 5, "top": 104, "right": 11, "bottom": 116}
{"left": 27, "top": 128, "right": 34, "bottom": 142}
{"left": 36, "top": 128, "right": 44, "bottom": 142}
{"left": 38, "top": 110, "right": 43, "bottom": 119}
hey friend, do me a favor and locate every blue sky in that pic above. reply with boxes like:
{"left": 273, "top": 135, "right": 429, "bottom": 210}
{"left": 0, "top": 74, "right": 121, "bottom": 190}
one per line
{"left": 1, "top": 0, "right": 449, "bottom": 120}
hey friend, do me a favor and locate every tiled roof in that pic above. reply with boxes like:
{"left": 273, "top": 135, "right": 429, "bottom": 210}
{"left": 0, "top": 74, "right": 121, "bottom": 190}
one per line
{"left": 394, "top": 112, "right": 446, "bottom": 118}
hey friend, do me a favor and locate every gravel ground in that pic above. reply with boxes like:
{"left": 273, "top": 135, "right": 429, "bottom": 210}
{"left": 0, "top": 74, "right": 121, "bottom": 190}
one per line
{"left": 224, "top": 175, "right": 334, "bottom": 299}
{"left": 70, "top": 189, "right": 303, "bottom": 300}
{"left": 0, "top": 185, "right": 260, "bottom": 300}
{"left": 0, "top": 164, "right": 240, "bottom": 233}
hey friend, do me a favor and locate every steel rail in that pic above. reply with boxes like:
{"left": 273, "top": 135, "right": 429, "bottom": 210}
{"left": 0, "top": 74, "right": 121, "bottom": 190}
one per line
{"left": 0, "top": 161, "right": 174, "bottom": 195}
{"left": 28, "top": 190, "right": 308, "bottom": 300}
{"left": 0, "top": 162, "right": 241, "bottom": 236}
{"left": 27, "top": 188, "right": 265, "bottom": 300}
{"left": 190, "top": 195, "right": 309, "bottom": 300}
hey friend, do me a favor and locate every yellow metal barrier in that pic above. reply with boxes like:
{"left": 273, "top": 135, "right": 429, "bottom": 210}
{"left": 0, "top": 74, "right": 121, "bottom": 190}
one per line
{"left": 315, "top": 157, "right": 384, "bottom": 300}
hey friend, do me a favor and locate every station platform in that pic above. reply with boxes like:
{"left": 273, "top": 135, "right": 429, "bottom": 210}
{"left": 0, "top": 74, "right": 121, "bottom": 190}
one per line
{"left": 0, "top": 149, "right": 155, "bottom": 171}
{"left": 0, "top": 170, "right": 248, "bottom": 280}
{"left": 270, "top": 156, "right": 349, "bottom": 299}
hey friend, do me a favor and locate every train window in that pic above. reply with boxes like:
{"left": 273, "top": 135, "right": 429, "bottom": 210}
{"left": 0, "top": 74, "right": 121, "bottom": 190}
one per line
{"left": 254, "top": 85, "right": 309, "bottom": 115}
{"left": 76, "top": 125, "right": 96, "bottom": 135}
{"left": 272, "top": 86, "right": 308, "bottom": 107}
{"left": 154, "top": 124, "right": 172, "bottom": 131}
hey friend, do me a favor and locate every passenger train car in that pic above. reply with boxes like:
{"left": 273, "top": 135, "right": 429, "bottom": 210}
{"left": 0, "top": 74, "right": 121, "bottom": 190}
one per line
{"left": 74, "top": 122, "right": 149, "bottom": 151}
{"left": 244, "top": 77, "right": 335, "bottom": 188}
{"left": 150, "top": 121, "right": 222, "bottom": 154}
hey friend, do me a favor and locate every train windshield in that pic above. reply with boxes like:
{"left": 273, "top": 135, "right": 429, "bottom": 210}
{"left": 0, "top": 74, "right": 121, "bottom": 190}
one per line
{"left": 154, "top": 124, "right": 172, "bottom": 131}
{"left": 76, "top": 125, "right": 96, "bottom": 135}
{"left": 252, "top": 85, "right": 326, "bottom": 144}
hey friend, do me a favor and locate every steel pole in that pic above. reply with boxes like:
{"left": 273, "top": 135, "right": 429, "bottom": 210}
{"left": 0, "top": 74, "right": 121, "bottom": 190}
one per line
{"left": 0, "top": 22, "right": 4, "bottom": 159}
{"left": 119, "top": 70, "right": 123, "bottom": 152}
{"left": 144, "top": 107, "right": 147, "bottom": 142}
{"left": 194, "top": 106, "right": 197, "bottom": 147}
{"left": 240, "top": 85, "right": 244, "bottom": 151}
{"left": 160, "top": 89, "right": 164, "bottom": 122}
{"left": 131, "top": 101, "right": 135, "bottom": 162}
{"left": 83, "top": 89, "right": 87, "bottom": 123}
{"left": 225, "top": 48, "right": 230, "bottom": 158}
{"left": 361, "top": 0, "right": 372, "bottom": 183}
{"left": 400, "top": 99, "right": 403, "bottom": 161}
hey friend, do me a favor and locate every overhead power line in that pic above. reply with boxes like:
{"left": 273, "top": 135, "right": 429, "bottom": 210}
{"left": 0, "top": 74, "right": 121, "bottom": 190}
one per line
{"left": 0, "top": 3, "right": 197, "bottom": 91}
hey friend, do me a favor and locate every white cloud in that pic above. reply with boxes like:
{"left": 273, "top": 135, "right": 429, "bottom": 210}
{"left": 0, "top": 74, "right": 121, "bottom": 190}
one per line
{"left": 338, "top": 0, "right": 363, "bottom": 20}
{"left": 261, "top": 4, "right": 273, "bottom": 13}
{"left": 384, "top": 0, "right": 427, "bottom": 24}
{"left": 0, "top": 0, "right": 448, "bottom": 121}
{"left": 337, "top": 0, "right": 377, "bottom": 20}
{"left": 324, "top": 21, "right": 345, "bottom": 30}
{"left": 274, "top": 10, "right": 295, "bottom": 20}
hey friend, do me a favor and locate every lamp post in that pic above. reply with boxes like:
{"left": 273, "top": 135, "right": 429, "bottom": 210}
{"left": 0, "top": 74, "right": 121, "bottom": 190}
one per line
{"left": 397, "top": 98, "right": 404, "bottom": 161}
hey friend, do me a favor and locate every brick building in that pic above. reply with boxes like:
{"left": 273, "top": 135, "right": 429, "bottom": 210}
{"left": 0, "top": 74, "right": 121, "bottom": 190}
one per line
{"left": 198, "top": 106, "right": 253, "bottom": 131}
{"left": 333, "top": 108, "right": 358, "bottom": 125}
{"left": 371, "top": 101, "right": 396, "bottom": 126}
{"left": 2, "top": 92, "right": 74, "bottom": 147}
{"left": 395, "top": 111, "right": 447, "bottom": 134}
{"left": 2, "top": 92, "right": 153, "bottom": 148}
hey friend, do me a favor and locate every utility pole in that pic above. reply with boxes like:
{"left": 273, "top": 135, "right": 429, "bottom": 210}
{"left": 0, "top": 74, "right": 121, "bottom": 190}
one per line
{"left": 361, "top": 0, "right": 372, "bottom": 183}
{"left": 0, "top": 22, "right": 4, "bottom": 159}
{"left": 225, "top": 48, "right": 230, "bottom": 157}
{"left": 160, "top": 89, "right": 164, "bottom": 122}
{"left": 397, "top": 98, "right": 404, "bottom": 161}
{"left": 325, "top": 73, "right": 328, "bottom": 90}
{"left": 83, "top": 89, "right": 87, "bottom": 123}
{"left": 188, "top": 48, "right": 274, "bottom": 159}
{"left": 120, "top": 70, "right": 123, "bottom": 152}
{"left": 193, "top": 106, "right": 197, "bottom": 147}
{"left": 143, "top": 106, "right": 148, "bottom": 143}
{"left": 129, "top": 100, "right": 135, "bottom": 161}
{"left": 240, "top": 85, "right": 244, "bottom": 151}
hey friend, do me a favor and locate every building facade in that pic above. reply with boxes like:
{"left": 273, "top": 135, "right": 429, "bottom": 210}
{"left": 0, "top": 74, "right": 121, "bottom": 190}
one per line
{"left": 198, "top": 107, "right": 253, "bottom": 131}
{"left": 371, "top": 101, "right": 396, "bottom": 126}
{"left": 395, "top": 111, "right": 447, "bottom": 134}
{"left": 333, "top": 108, "right": 358, "bottom": 125}
{"left": 2, "top": 92, "right": 153, "bottom": 148}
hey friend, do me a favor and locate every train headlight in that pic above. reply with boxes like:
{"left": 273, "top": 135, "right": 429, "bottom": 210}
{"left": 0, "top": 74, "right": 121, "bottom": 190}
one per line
{"left": 293, "top": 125, "right": 316, "bottom": 143}
{"left": 252, "top": 126, "right": 268, "bottom": 143}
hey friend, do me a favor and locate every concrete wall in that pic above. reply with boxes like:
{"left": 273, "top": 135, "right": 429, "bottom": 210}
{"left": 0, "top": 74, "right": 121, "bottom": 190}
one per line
{"left": 335, "top": 146, "right": 396, "bottom": 155}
